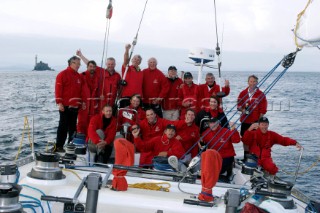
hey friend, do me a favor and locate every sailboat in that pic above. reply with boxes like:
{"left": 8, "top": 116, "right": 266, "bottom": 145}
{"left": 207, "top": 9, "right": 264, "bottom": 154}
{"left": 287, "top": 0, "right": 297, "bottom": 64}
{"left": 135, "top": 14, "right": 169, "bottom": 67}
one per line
{"left": 1, "top": 0, "right": 320, "bottom": 213}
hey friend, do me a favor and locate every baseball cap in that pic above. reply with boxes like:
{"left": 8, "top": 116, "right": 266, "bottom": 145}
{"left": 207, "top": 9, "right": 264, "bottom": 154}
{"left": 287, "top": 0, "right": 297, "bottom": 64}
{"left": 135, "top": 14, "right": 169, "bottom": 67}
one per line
{"left": 166, "top": 124, "right": 176, "bottom": 131}
{"left": 208, "top": 117, "right": 219, "bottom": 123}
{"left": 258, "top": 117, "right": 269, "bottom": 123}
{"left": 168, "top": 66, "right": 177, "bottom": 71}
{"left": 184, "top": 72, "right": 193, "bottom": 79}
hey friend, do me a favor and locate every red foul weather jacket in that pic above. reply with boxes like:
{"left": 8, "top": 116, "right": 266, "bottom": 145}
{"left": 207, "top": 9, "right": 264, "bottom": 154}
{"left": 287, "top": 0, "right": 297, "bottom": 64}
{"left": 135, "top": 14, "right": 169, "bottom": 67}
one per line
{"left": 198, "top": 82, "right": 230, "bottom": 110}
{"left": 98, "top": 67, "right": 121, "bottom": 107}
{"left": 173, "top": 120, "right": 200, "bottom": 157}
{"left": 55, "top": 66, "right": 82, "bottom": 107}
{"left": 237, "top": 87, "right": 267, "bottom": 123}
{"left": 117, "top": 106, "right": 146, "bottom": 130}
{"left": 138, "top": 117, "right": 172, "bottom": 165}
{"left": 242, "top": 128, "right": 297, "bottom": 160}
{"left": 77, "top": 70, "right": 101, "bottom": 134}
{"left": 178, "top": 83, "right": 199, "bottom": 119}
{"left": 202, "top": 126, "right": 241, "bottom": 158}
{"left": 134, "top": 135, "right": 185, "bottom": 160}
{"left": 162, "top": 77, "right": 183, "bottom": 110}
{"left": 121, "top": 65, "right": 143, "bottom": 98}
{"left": 87, "top": 114, "right": 117, "bottom": 145}
{"left": 142, "top": 68, "right": 169, "bottom": 104}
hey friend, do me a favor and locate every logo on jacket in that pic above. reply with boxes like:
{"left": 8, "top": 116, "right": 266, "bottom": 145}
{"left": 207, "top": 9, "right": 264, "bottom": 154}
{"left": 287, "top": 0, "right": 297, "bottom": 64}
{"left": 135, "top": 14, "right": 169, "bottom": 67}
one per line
{"left": 155, "top": 126, "right": 160, "bottom": 132}
{"left": 122, "top": 111, "right": 133, "bottom": 120}
{"left": 153, "top": 79, "right": 159, "bottom": 84}
{"left": 191, "top": 132, "right": 195, "bottom": 137}
{"left": 77, "top": 79, "right": 81, "bottom": 84}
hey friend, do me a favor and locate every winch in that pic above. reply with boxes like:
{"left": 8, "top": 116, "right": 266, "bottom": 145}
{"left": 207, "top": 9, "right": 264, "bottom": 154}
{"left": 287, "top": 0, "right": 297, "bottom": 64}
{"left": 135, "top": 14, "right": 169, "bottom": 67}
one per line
{"left": 0, "top": 163, "right": 18, "bottom": 184}
{"left": 0, "top": 183, "right": 24, "bottom": 213}
{"left": 241, "top": 154, "right": 258, "bottom": 175}
{"left": 27, "top": 152, "right": 65, "bottom": 180}
{"left": 72, "top": 133, "right": 87, "bottom": 155}
{"left": 268, "top": 179, "right": 293, "bottom": 196}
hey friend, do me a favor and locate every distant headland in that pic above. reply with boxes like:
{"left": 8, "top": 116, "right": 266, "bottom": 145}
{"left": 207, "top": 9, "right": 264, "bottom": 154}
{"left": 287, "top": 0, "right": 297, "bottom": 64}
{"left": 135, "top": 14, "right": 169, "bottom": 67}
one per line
{"left": 33, "top": 55, "right": 55, "bottom": 71}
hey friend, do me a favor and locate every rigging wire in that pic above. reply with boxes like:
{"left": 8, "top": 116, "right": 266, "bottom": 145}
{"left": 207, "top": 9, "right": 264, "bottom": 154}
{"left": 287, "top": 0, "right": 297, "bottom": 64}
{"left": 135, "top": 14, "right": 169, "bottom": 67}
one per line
{"left": 213, "top": 0, "right": 225, "bottom": 97}
{"left": 121, "top": 0, "right": 148, "bottom": 82}
{"left": 100, "top": 0, "right": 113, "bottom": 102}
{"left": 117, "top": 0, "right": 149, "bottom": 103}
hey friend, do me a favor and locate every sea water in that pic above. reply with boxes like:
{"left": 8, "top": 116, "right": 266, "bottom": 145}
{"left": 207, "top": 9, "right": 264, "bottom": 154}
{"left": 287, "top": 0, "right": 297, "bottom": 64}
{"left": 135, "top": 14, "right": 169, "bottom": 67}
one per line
{"left": 0, "top": 70, "right": 319, "bottom": 201}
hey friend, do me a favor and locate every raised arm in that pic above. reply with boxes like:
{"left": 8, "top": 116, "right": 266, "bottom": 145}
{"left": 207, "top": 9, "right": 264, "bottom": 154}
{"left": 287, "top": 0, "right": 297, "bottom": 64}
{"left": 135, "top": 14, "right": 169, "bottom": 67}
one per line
{"left": 123, "top": 44, "right": 131, "bottom": 67}
{"left": 76, "top": 49, "right": 90, "bottom": 65}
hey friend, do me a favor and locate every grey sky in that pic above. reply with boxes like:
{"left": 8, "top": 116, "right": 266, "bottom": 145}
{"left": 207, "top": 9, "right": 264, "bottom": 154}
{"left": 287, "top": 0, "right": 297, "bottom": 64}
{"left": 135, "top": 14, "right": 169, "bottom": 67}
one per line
{"left": 0, "top": 0, "right": 319, "bottom": 72}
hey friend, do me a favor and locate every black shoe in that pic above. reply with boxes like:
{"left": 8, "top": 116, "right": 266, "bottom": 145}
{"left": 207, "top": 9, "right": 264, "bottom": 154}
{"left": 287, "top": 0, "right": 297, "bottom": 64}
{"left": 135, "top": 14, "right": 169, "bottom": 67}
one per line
{"left": 54, "top": 147, "right": 65, "bottom": 153}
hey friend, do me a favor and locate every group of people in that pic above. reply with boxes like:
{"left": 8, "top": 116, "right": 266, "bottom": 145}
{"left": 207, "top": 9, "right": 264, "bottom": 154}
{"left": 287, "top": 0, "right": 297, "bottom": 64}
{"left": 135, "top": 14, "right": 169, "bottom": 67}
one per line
{"left": 54, "top": 44, "right": 301, "bottom": 177}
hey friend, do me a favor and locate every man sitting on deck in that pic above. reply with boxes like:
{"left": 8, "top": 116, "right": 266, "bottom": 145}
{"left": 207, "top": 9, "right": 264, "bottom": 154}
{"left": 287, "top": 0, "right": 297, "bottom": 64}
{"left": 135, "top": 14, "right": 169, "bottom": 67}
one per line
{"left": 132, "top": 124, "right": 185, "bottom": 170}
{"left": 87, "top": 104, "right": 117, "bottom": 164}
{"left": 242, "top": 117, "right": 302, "bottom": 176}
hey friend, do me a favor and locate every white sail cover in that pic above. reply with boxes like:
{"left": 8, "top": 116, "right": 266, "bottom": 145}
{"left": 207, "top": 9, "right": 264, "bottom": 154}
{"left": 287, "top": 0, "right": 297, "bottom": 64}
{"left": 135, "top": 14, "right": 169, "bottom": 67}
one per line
{"left": 294, "top": 0, "right": 320, "bottom": 48}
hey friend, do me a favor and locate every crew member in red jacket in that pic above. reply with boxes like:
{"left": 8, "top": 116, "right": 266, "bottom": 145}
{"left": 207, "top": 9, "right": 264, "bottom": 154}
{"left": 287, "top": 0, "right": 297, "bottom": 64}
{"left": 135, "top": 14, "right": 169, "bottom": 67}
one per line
{"left": 202, "top": 117, "right": 241, "bottom": 177}
{"left": 242, "top": 117, "right": 301, "bottom": 175}
{"left": 132, "top": 124, "right": 185, "bottom": 162}
{"left": 120, "top": 44, "right": 143, "bottom": 107}
{"left": 101, "top": 57, "right": 121, "bottom": 108}
{"left": 172, "top": 109, "right": 200, "bottom": 158}
{"left": 178, "top": 72, "right": 199, "bottom": 120}
{"left": 162, "top": 66, "right": 183, "bottom": 120}
{"left": 77, "top": 60, "right": 100, "bottom": 135}
{"left": 237, "top": 75, "right": 268, "bottom": 157}
{"left": 142, "top": 57, "right": 169, "bottom": 118}
{"left": 198, "top": 72, "right": 230, "bottom": 110}
{"left": 76, "top": 50, "right": 121, "bottom": 109}
{"left": 138, "top": 108, "right": 171, "bottom": 166}
{"left": 117, "top": 94, "right": 146, "bottom": 141}
{"left": 87, "top": 105, "right": 117, "bottom": 163}
{"left": 54, "top": 56, "right": 82, "bottom": 152}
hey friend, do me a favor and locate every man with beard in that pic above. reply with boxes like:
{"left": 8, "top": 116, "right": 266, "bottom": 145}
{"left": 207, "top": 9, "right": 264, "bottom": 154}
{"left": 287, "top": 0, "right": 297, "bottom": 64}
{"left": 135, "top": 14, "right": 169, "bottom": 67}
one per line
{"left": 77, "top": 60, "right": 100, "bottom": 135}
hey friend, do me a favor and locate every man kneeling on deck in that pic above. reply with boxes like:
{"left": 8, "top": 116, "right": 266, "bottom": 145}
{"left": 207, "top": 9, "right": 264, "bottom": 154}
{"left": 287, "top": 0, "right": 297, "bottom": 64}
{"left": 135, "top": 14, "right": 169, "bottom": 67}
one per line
{"left": 242, "top": 117, "right": 302, "bottom": 176}
{"left": 87, "top": 104, "right": 117, "bottom": 164}
{"left": 132, "top": 124, "right": 185, "bottom": 170}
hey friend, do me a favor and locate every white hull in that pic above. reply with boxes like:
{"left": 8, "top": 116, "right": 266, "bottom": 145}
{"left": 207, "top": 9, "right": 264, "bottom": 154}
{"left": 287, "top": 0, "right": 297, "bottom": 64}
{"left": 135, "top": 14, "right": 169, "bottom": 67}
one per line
{"left": 10, "top": 153, "right": 312, "bottom": 213}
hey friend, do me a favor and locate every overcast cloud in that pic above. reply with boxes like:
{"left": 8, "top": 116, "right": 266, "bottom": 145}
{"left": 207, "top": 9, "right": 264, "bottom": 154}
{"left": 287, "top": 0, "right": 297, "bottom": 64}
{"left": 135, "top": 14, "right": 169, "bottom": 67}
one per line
{"left": 0, "top": 0, "right": 319, "bottom": 72}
